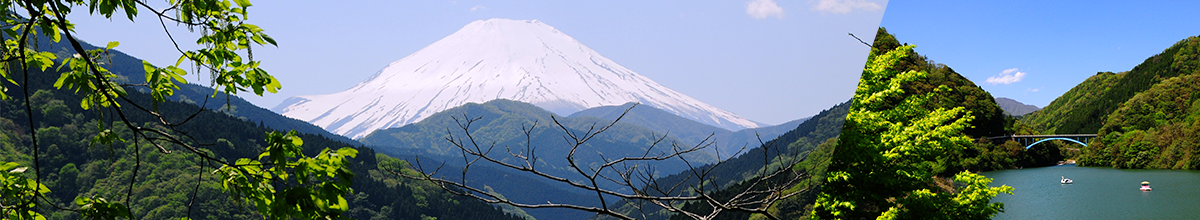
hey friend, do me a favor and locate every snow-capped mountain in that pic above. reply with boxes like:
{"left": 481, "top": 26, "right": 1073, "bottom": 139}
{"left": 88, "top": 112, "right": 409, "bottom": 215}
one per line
{"left": 274, "top": 18, "right": 764, "bottom": 139}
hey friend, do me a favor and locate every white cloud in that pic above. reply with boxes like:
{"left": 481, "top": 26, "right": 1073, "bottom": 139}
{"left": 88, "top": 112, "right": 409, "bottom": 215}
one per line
{"left": 470, "top": 5, "right": 486, "bottom": 11}
{"left": 746, "top": 0, "right": 785, "bottom": 19}
{"left": 811, "top": 0, "right": 882, "bottom": 14}
{"left": 1027, "top": 88, "right": 1039, "bottom": 92}
{"left": 987, "top": 68, "right": 1027, "bottom": 85}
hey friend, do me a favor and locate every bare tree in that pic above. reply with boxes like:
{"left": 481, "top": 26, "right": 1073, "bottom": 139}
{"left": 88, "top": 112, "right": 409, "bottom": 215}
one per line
{"left": 392, "top": 104, "right": 815, "bottom": 220}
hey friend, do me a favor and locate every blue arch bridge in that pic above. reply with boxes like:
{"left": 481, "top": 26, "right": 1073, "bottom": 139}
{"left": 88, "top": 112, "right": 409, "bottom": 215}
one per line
{"left": 986, "top": 134, "right": 1098, "bottom": 150}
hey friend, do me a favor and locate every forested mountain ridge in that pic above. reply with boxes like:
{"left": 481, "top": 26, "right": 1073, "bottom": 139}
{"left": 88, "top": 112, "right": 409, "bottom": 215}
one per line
{"left": 2, "top": 38, "right": 525, "bottom": 220}
{"left": 1014, "top": 35, "right": 1200, "bottom": 170}
{"left": 1020, "top": 35, "right": 1200, "bottom": 134}
{"left": 1078, "top": 57, "right": 1200, "bottom": 169}
{"left": 1, "top": 90, "right": 526, "bottom": 220}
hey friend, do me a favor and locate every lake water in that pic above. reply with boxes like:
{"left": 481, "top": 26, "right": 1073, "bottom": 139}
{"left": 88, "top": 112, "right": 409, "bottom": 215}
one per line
{"left": 984, "top": 164, "right": 1200, "bottom": 219}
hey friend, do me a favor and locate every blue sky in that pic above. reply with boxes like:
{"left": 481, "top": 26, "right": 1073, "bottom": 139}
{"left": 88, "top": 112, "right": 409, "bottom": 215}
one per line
{"left": 879, "top": 1, "right": 1200, "bottom": 108}
{"left": 65, "top": 0, "right": 887, "bottom": 126}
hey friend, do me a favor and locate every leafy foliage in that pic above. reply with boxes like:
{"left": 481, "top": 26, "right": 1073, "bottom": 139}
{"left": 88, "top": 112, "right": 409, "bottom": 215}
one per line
{"left": 215, "top": 131, "right": 358, "bottom": 219}
{"left": 1, "top": 162, "right": 51, "bottom": 220}
{"left": 74, "top": 195, "right": 133, "bottom": 220}
{"left": 53, "top": 46, "right": 127, "bottom": 110}
{"left": 876, "top": 172, "right": 1011, "bottom": 220}
{"left": 812, "top": 42, "right": 1012, "bottom": 219}
{"left": 0, "top": 0, "right": 286, "bottom": 218}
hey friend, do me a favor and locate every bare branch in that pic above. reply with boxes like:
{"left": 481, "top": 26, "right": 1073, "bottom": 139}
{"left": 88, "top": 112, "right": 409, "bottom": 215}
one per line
{"left": 850, "top": 32, "right": 872, "bottom": 47}
{"left": 396, "top": 103, "right": 816, "bottom": 219}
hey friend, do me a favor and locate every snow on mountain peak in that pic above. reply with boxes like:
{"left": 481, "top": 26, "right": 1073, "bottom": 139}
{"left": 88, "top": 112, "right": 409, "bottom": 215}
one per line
{"left": 275, "top": 18, "right": 763, "bottom": 139}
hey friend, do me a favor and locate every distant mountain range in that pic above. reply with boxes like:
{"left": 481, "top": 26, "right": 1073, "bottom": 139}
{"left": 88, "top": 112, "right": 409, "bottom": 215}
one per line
{"left": 994, "top": 97, "right": 1040, "bottom": 116}
{"left": 274, "top": 18, "right": 763, "bottom": 139}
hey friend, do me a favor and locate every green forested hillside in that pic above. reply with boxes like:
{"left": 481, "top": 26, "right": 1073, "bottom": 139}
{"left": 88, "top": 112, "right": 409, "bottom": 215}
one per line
{"left": 1078, "top": 74, "right": 1200, "bottom": 169}
{"left": 1, "top": 89, "right": 526, "bottom": 220}
{"left": 1021, "top": 36, "right": 1200, "bottom": 134}
{"left": 1, "top": 48, "right": 525, "bottom": 220}
{"left": 1014, "top": 35, "right": 1200, "bottom": 169}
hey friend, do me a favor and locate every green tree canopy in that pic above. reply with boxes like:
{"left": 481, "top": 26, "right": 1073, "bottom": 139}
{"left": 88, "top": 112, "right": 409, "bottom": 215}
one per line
{"left": 812, "top": 43, "right": 1012, "bottom": 219}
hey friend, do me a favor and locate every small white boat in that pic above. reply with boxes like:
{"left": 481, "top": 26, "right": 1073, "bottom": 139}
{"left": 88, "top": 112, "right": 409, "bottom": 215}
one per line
{"left": 1061, "top": 176, "right": 1073, "bottom": 184}
{"left": 1141, "top": 181, "right": 1152, "bottom": 191}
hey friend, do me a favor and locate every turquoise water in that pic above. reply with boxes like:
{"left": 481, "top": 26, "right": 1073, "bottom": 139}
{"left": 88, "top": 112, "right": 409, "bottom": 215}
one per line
{"left": 984, "top": 164, "right": 1200, "bottom": 220}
